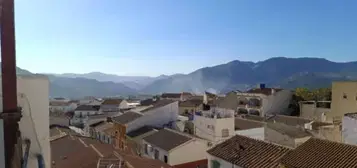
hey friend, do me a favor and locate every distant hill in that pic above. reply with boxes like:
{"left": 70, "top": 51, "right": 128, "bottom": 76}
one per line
{"left": 48, "top": 72, "right": 171, "bottom": 90}
{"left": 7, "top": 66, "right": 137, "bottom": 98}
{"left": 46, "top": 75, "right": 137, "bottom": 98}
{"left": 140, "top": 57, "right": 357, "bottom": 94}
{"left": 10, "top": 57, "right": 357, "bottom": 97}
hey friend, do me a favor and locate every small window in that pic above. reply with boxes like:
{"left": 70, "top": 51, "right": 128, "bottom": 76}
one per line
{"left": 164, "top": 155, "right": 168, "bottom": 163}
{"left": 221, "top": 129, "right": 229, "bottom": 137}
{"left": 154, "top": 149, "right": 159, "bottom": 159}
{"left": 144, "top": 144, "right": 148, "bottom": 154}
{"left": 343, "top": 93, "right": 347, "bottom": 99}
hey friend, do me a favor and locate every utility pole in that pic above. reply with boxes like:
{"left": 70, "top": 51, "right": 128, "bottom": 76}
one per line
{"left": 0, "top": 0, "right": 22, "bottom": 167}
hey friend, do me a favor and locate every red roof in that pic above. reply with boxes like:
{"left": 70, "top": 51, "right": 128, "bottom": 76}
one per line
{"left": 173, "top": 159, "right": 207, "bottom": 168}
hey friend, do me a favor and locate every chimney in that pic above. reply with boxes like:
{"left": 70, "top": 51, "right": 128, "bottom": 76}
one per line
{"left": 271, "top": 88, "right": 275, "bottom": 95}
{"left": 259, "top": 83, "right": 266, "bottom": 89}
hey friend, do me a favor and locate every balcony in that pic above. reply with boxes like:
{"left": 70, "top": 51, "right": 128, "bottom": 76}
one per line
{"left": 195, "top": 107, "right": 234, "bottom": 119}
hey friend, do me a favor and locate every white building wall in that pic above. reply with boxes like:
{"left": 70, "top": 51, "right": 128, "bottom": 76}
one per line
{"left": 168, "top": 139, "right": 207, "bottom": 166}
{"left": 142, "top": 140, "right": 169, "bottom": 162}
{"left": 263, "top": 90, "right": 293, "bottom": 116}
{"left": 119, "top": 100, "right": 129, "bottom": 109}
{"left": 193, "top": 115, "right": 235, "bottom": 143}
{"left": 342, "top": 116, "right": 357, "bottom": 145}
{"left": 126, "top": 102, "right": 179, "bottom": 133}
{"left": 74, "top": 110, "right": 99, "bottom": 116}
{"left": 0, "top": 76, "right": 50, "bottom": 168}
{"left": 235, "top": 127, "right": 265, "bottom": 140}
{"left": 207, "top": 154, "right": 240, "bottom": 168}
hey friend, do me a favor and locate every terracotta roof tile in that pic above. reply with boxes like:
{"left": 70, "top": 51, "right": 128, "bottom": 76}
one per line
{"left": 143, "top": 128, "right": 192, "bottom": 151}
{"left": 51, "top": 134, "right": 171, "bottom": 168}
{"left": 75, "top": 105, "right": 99, "bottom": 111}
{"left": 115, "top": 151, "right": 172, "bottom": 168}
{"left": 102, "top": 99, "right": 123, "bottom": 105}
{"left": 266, "top": 122, "right": 311, "bottom": 138}
{"left": 50, "top": 101, "right": 71, "bottom": 106}
{"left": 112, "top": 112, "right": 143, "bottom": 124}
{"left": 235, "top": 118, "right": 266, "bottom": 130}
{"left": 207, "top": 135, "right": 291, "bottom": 168}
{"left": 281, "top": 138, "right": 357, "bottom": 168}
{"left": 140, "top": 99, "right": 176, "bottom": 113}
{"left": 179, "top": 99, "right": 202, "bottom": 107}
{"left": 242, "top": 115, "right": 312, "bottom": 127}
{"left": 161, "top": 93, "right": 181, "bottom": 99}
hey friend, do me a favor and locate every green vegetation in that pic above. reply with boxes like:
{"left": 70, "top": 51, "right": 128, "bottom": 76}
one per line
{"left": 294, "top": 87, "right": 331, "bottom": 101}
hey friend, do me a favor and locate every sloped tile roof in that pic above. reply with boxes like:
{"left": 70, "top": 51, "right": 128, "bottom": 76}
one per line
{"left": 207, "top": 135, "right": 291, "bottom": 168}
{"left": 112, "top": 112, "right": 143, "bottom": 124}
{"left": 102, "top": 99, "right": 123, "bottom": 105}
{"left": 280, "top": 138, "right": 357, "bottom": 168}
{"left": 179, "top": 99, "right": 202, "bottom": 107}
{"left": 266, "top": 122, "right": 312, "bottom": 138}
{"left": 140, "top": 99, "right": 176, "bottom": 113}
{"left": 235, "top": 118, "right": 266, "bottom": 130}
{"left": 75, "top": 105, "right": 99, "bottom": 111}
{"left": 243, "top": 114, "right": 312, "bottom": 127}
{"left": 143, "top": 128, "right": 192, "bottom": 151}
{"left": 161, "top": 93, "right": 181, "bottom": 99}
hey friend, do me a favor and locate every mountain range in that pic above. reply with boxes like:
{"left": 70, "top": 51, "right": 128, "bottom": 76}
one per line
{"left": 9, "top": 57, "right": 357, "bottom": 98}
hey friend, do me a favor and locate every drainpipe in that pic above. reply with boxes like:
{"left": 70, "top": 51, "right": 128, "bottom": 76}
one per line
{"left": 0, "top": 0, "right": 22, "bottom": 167}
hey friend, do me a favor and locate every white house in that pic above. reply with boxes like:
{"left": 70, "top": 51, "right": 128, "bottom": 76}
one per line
{"left": 49, "top": 101, "right": 78, "bottom": 113}
{"left": 235, "top": 84, "right": 293, "bottom": 117}
{"left": 0, "top": 75, "right": 51, "bottom": 168}
{"left": 100, "top": 99, "right": 129, "bottom": 112}
{"left": 207, "top": 135, "right": 291, "bottom": 168}
{"left": 79, "top": 96, "right": 102, "bottom": 105}
{"left": 142, "top": 128, "right": 207, "bottom": 166}
{"left": 234, "top": 117, "right": 265, "bottom": 140}
{"left": 342, "top": 112, "right": 357, "bottom": 145}
{"left": 193, "top": 107, "right": 235, "bottom": 143}
{"left": 74, "top": 105, "right": 100, "bottom": 117}
{"left": 113, "top": 100, "right": 179, "bottom": 133}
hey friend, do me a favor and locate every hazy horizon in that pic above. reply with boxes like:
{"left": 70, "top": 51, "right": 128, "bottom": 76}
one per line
{"left": 14, "top": 0, "right": 357, "bottom": 76}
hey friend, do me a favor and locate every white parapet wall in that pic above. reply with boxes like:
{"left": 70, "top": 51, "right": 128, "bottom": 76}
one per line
{"left": 0, "top": 75, "right": 50, "bottom": 168}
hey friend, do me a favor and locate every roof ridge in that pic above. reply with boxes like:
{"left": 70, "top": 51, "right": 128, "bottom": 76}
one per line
{"left": 163, "top": 128, "right": 194, "bottom": 140}
{"left": 235, "top": 117, "right": 267, "bottom": 124}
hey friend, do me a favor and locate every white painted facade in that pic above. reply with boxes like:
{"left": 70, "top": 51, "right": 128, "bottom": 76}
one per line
{"left": 299, "top": 101, "right": 330, "bottom": 122}
{"left": 0, "top": 75, "right": 50, "bottom": 168}
{"left": 126, "top": 101, "right": 179, "bottom": 133}
{"left": 50, "top": 102, "right": 77, "bottom": 113}
{"left": 236, "top": 89, "right": 293, "bottom": 116}
{"left": 74, "top": 109, "right": 100, "bottom": 117}
{"left": 142, "top": 131, "right": 207, "bottom": 166}
{"left": 342, "top": 115, "right": 357, "bottom": 145}
{"left": 193, "top": 107, "right": 235, "bottom": 143}
{"left": 235, "top": 127, "right": 265, "bottom": 140}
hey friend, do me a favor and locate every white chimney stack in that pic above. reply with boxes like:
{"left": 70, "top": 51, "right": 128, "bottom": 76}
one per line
{"left": 271, "top": 88, "right": 275, "bottom": 95}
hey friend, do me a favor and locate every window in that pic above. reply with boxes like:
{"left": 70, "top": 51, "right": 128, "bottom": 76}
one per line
{"left": 154, "top": 149, "right": 159, "bottom": 159}
{"left": 343, "top": 93, "right": 347, "bottom": 99}
{"left": 221, "top": 129, "right": 229, "bottom": 137}
{"left": 164, "top": 155, "right": 168, "bottom": 163}
{"left": 144, "top": 144, "right": 148, "bottom": 154}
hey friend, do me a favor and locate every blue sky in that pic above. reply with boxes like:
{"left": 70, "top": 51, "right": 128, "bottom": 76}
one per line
{"left": 13, "top": 0, "right": 357, "bottom": 76}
